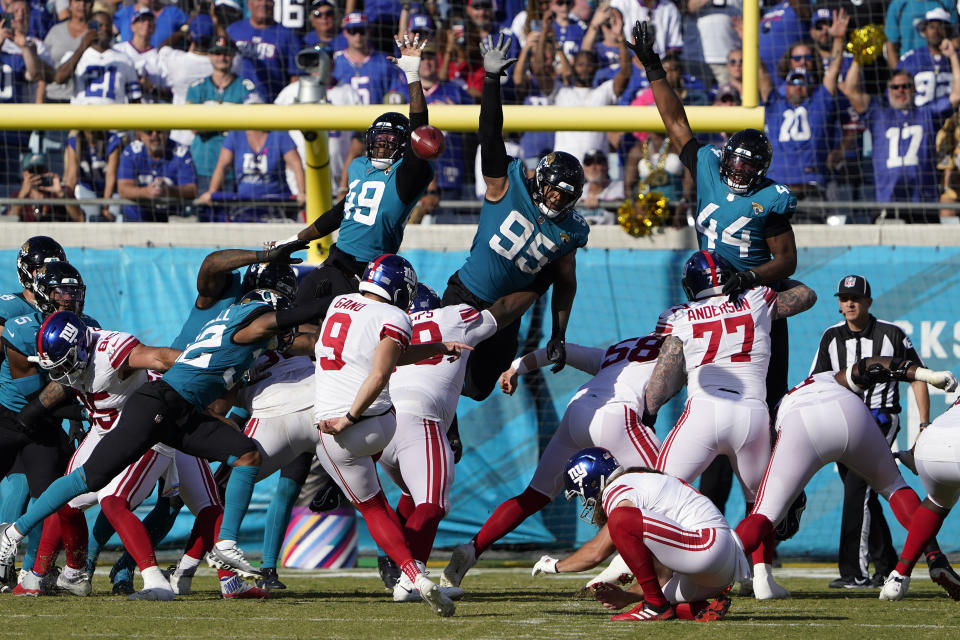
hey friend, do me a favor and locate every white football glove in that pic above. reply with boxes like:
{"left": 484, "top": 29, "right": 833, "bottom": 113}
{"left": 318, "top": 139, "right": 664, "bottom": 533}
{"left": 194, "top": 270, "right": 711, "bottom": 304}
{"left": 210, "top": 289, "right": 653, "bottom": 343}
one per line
{"left": 392, "top": 34, "right": 425, "bottom": 83}
{"left": 531, "top": 555, "right": 559, "bottom": 577}
{"left": 915, "top": 368, "right": 959, "bottom": 392}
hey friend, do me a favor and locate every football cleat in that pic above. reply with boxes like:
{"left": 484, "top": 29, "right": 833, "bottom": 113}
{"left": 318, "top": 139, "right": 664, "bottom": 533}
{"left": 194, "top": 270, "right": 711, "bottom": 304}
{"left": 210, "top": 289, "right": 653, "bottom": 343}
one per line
{"left": 441, "top": 541, "right": 477, "bottom": 588}
{"left": 56, "top": 570, "right": 92, "bottom": 597}
{"left": 879, "top": 570, "right": 910, "bottom": 601}
{"left": 414, "top": 573, "right": 456, "bottom": 617}
{"left": 584, "top": 554, "right": 634, "bottom": 592}
{"left": 168, "top": 570, "right": 194, "bottom": 596}
{"left": 256, "top": 567, "right": 287, "bottom": 591}
{"left": 0, "top": 524, "right": 21, "bottom": 582}
{"left": 221, "top": 574, "right": 269, "bottom": 599}
{"left": 752, "top": 563, "right": 790, "bottom": 600}
{"left": 110, "top": 565, "right": 135, "bottom": 595}
{"left": 13, "top": 571, "right": 43, "bottom": 596}
{"left": 930, "top": 565, "right": 960, "bottom": 601}
{"left": 393, "top": 567, "right": 464, "bottom": 603}
{"left": 377, "top": 555, "right": 401, "bottom": 591}
{"left": 206, "top": 542, "right": 262, "bottom": 579}
{"left": 610, "top": 602, "right": 676, "bottom": 622}
{"left": 127, "top": 587, "right": 176, "bottom": 601}
{"left": 695, "top": 591, "right": 733, "bottom": 622}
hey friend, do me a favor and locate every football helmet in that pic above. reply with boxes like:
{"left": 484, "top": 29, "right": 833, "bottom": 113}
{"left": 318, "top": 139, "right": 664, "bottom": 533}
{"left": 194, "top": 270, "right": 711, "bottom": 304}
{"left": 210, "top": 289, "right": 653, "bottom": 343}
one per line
{"left": 17, "top": 236, "right": 66, "bottom": 291}
{"left": 719, "top": 128, "right": 772, "bottom": 195}
{"left": 36, "top": 311, "right": 91, "bottom": 385}
{"left": 34, "top": 261, "right": 85, "bottom": 316}
{"left": 241, "top": 262, "right": 298, "bottom": 298}
{"left": 240, "top": 288, "right": 295, "bottom": 351}
{"left": 681, "top": 250, "right": 734, "bottom": 301}
{"left": 531, "top": 151, "right": 584, "bottom": 220}
{"left": 366, "top": 112, "right": 411, "bottom": 170}
{"left": 563, "top": 447, "right": 623, "bottom": 523}
{"left": 360, "top": 254, "right": 418, "bottom": 310}
{"left": 408, "top": 282, "right": 441, "bottom": 314}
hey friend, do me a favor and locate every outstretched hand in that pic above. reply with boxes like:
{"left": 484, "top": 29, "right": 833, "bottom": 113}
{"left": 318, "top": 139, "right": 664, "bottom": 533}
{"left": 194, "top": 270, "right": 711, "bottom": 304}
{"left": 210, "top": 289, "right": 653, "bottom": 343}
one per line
{"left": 264, "top": 238, "right": 309, "bottom": 264}
{"left": 388, "top": 32, "right": 427, "bottom": 65}
{"left": 627, "top": 21, "right": 658, "bottom": 67}
{"left": 480, "top": 33, "right": 518, "bottom": 76}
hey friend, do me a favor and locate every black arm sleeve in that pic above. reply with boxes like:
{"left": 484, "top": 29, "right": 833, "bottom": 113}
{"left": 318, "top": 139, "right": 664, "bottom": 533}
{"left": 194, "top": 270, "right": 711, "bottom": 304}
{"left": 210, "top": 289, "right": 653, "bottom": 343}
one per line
{"left": 679, "top": 138, "right": 702, "bottom": 175}
{"left": 275, "top": 298, "right": 332, "bottom": 330}
{"left": 51, "top": 402, "right": 85, "bottom": 421}
{"left": 311, "top": 199, "right": 346, "bottom": 237}
{"left": 764, "top": 212, "right": 793, "bottom": 237}
{"left": 479, "top": 75, "right": 509, "bottom": 179}
{"left": 395, "top": 106, "right": 433, "bottom": 204}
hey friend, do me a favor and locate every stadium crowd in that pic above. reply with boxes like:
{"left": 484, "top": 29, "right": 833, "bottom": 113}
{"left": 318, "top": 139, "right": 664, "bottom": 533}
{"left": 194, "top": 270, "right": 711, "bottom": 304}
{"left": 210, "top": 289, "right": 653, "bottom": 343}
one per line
{"left": 0, "top": 0, "right": 958, "bottom": 222}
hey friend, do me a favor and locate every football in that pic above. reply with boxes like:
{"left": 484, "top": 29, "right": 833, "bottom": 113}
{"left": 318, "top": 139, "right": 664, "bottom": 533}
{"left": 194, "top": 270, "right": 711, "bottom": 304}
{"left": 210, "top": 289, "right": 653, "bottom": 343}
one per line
{"left": 410, "top": 125, "right": 445, "bottom": 160}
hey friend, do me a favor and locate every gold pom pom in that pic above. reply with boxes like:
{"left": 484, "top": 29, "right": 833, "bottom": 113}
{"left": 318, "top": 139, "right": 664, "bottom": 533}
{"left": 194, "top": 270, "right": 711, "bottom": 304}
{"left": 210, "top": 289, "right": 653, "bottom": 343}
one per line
{"left": 845, "top": 24, "right": 887, "bottom": 66}
{"left": 617, "top": 191, "right": 670, "bottom": 237}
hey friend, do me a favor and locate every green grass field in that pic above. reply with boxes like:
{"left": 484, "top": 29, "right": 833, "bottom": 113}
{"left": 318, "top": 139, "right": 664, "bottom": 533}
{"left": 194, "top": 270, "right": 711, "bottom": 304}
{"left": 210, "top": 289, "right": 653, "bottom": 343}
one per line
{"left": 2, "top": 565, "right": 958, "bottom": 640}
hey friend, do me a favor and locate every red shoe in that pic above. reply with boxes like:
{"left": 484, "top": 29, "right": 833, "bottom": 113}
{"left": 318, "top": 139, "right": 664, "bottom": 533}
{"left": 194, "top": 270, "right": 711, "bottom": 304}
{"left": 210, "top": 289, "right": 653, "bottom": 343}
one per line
{"left": 610, "top": 602, "right": 675, "bottom": 622}
{"left": 220, "top": 574, "right": 269, "bottom": 600}
{"left": 695, "top": 593, "right": 732, "bottom": 622}
{"left": 13, "top": 571, "right": 42, "bottom": 596}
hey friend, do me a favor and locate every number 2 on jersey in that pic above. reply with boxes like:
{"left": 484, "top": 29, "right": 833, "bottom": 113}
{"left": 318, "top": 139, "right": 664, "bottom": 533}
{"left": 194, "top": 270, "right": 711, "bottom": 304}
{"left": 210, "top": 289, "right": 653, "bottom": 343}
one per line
{"left": 691, "top": 315, "right": 754, "bottom": 365}
{"left": 319, "top": 313, "right": 352, "bottom": 370}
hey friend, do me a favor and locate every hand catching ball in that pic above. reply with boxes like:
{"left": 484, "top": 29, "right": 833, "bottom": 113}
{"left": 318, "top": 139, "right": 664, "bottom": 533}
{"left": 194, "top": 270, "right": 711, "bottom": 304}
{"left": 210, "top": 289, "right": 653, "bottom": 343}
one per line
{"left": 411, "top": 125, "right": 445, "bottom": 160}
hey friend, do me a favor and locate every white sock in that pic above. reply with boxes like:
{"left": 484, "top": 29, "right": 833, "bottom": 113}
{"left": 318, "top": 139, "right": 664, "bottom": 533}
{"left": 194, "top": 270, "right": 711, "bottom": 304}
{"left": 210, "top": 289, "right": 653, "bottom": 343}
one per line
{"left": 63, "top": 566, "right": 84, "bottom": 580}
{"left": 215, "top": 539, "right": 236, "bottom": 550}
{"left": 7, "top": 525, "right": 25, "bottom": 543}
{"left": 175, "top": 555, "right": 200, "bottom": 577}
{"left": 141, "top": 566, "right": 171, "bottom": 591}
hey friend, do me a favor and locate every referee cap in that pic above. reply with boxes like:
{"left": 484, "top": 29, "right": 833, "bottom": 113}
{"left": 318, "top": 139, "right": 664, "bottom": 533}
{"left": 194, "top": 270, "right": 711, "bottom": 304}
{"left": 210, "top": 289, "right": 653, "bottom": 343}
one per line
{"left": 835, "top": 275, "right": 871, "bottom": 298}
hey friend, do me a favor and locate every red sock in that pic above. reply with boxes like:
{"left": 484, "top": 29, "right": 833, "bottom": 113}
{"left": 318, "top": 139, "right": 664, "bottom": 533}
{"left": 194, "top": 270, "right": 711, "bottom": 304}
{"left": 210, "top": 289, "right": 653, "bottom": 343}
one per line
{"left": 354, "top": 491, "right": 416, "bottom": 578}
{"left": 100, "top": 496, "right": 158, "bottom": 570}
{"left": 675, "top": 601, "right": 708, "bottom": 620}
{"left": 895, "top": 506, "right": 946, "bottom": 576}
{"left": 58, "top": 505, "right": 89, "bottom": 570}
{"left": 403, "top": 503, "right": 445, "bottom": 563}
{"left": 734, "top": 514, "right": 773, "bottom": 556}
{"left": 607, "top": 506, "right": 668, "bottom": 609}
{"left": 396, "top": 493, "right": 415, "bottom": 525}
{"left": 888, "top": 488, "right": 921, "bottom": 529}
{"left": 183, "top": 506, "right": 222, "bottom": 560}
{"left": 474, "top": 487, "right": 551, "bottom": 555}
{"left": 752, "top": 528, "right": 775, "bottom": 566}
{"left": 32, "top": 513, "right": 63, "bottom": 575}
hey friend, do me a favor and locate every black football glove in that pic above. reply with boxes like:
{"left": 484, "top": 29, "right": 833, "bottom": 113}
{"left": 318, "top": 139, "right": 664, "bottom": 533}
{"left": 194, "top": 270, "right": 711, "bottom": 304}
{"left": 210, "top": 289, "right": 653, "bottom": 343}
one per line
{"left": 261, "top": 238, "right": 309, "bottom": 265}
{"left": 446, "top": 415, "right": 463, "bottom": 464}
{"left": 309, "top": 481, "right": 348, "bottom": 513}
{"left": 640, "top": 409, "right": 658, "bottom": 430}
{"left": 547, "top": 336, "right": 566, "bottom": 373}
{"left": 775, "top": 490, "right": 806, "bottom": 542}
{"left": 722, "top": 269, "right": 760, "bottom": 303}
{"left": 627, "top": 21, "right": 664, "bottom": 81}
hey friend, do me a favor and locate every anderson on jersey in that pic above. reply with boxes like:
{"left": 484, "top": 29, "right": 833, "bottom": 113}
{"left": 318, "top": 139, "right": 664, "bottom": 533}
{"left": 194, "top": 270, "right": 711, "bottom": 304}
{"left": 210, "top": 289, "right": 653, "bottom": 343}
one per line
{"left": 656, "top": 286, "right": 777, "bottom": 401}
{"left": 600, "top": 471, "right": 729, "bottom": 531}
{"left": 70, "top": 330, "right": 146, "bottom": 435}
{"left": 314, "top": 293, "right": 412, "bottom": 421}
{"left": 390, "top": 304, "right": 498, "bottom": 428}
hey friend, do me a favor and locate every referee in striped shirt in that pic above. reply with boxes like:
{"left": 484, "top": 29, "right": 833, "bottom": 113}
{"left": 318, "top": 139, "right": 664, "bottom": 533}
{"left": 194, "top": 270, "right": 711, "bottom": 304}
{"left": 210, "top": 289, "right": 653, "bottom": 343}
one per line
{"left": 810, "top": 274, "right": 930, "bottom": 589}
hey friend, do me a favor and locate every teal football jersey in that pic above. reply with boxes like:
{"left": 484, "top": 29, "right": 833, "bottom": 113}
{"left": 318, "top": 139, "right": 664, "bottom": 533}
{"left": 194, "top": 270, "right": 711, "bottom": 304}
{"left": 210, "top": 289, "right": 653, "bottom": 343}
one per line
{"left": 170, "top": 272, "right": 244, "bottom": 350}
{"left": 694, "top": 145, "right": 797, "bottom": 272}
{"left": 163, "top": 300, "right": 274, "bottom": 409}
{"left": 457, "top": 159, "right": 590, "bottom": 304}
{"left": 0, "top": 311, "right": 100, "bottom": 411}
{"left": 0, "top": 292, "right": 35, "bottom": 326}
{"left": 335, "top": 156, "right": 433, "bottom": 263}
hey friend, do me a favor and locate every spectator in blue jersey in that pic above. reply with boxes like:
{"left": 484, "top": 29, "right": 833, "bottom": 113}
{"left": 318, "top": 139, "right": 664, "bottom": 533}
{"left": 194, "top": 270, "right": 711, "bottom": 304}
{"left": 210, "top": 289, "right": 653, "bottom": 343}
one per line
{"left": 332, "top": 12, "right": 401, "bottom": 105}
{"left": 466, "top": 0, "right": 518, "bottom": 61}
{"left": 899, "top": 8, "right": 956, "bottom": 108}
{"left": 304, "top": 0, "right": 345, "bottom": 51}
{"left": 884, "top": 0, "right": 957, "bottom": 68}
{"left": 227, "top": 0, "right": 302, "bottom": 102}
{"left": 116, "top": 129, "right": 198, "bottom": 221}
{"left": 633, "top": 19, "right": 799, "bottom": 411}
{"left": 197, "top": 129, "right": 305, "bottom": 222}
{"left": 186, "top": 35, "right": 261, "bottom": 192}
{"left": 760, "top": 19, "right": 845, "bottom": 212}
{"left": 758, "top": 0, "right": 810, "bottom": 77}
{"left": 773, "top": 40, "right": 823, "bottom": 90}
{"left": 581, "top": 4, "right": 624, "bottom": 72}
{"left": 114, "top": 0, "right": 187, "bottom": 48}
{"left": 542, "top": 0, "right": 587, "bottom": 60}
{"left": 63, "top": 129, "right": 126, "bottom": 221}
{"left": 841, "top": 38, "right": 960, "bottom": 223}
{"left": 282, "top": 34, "right": 435, "bottom": 318}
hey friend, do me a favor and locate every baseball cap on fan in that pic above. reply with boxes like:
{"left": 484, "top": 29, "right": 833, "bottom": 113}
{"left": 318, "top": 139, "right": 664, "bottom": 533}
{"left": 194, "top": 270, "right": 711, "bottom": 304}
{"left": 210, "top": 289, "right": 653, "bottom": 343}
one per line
{"left": 131, "top": 8, "right": 154, "bottom": 24}
{"left": 917, "top": 7, "right": 953, "bottom": 34}
{"left": 834, "top": 275, "right": 871, "bottom": 299}
{"left": 812, "top": 8, "right": 831, "bottom": 28}
{"left": 342, "top": 12, "right": 367, "bottom": 28}
{"left": 190, "top": 13, "right": 215, "bottom": 42}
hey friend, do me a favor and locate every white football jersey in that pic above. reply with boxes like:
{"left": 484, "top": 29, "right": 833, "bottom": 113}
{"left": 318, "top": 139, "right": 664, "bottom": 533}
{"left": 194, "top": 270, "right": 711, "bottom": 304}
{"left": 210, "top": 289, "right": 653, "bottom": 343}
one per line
{"left": 390, "top": 305, "right": 498, "bottom": 427}
{"left": 570, "top": 335, "right": 661, "bottom": 411}
{"left": 916, "top": 399, "right": 960, "bottom": 463}
{"left": 112, "top": 42, "right": 166, "bottom": 103}
{"left": 601, "top": 471, "right": 729, "bottom": 531}
{"left": 775, "top": 371, "right": 853, "bottom": 428}
{"left": 314, "top": 293, "right": 412, "bottom": 421}
{"left": 66, "top": 47, "right": 141, "bottom": 104}
{"left": 157, "top": 47, "right": 214, "bottom": 105}
{"left": 656, "top": 286, "right": 777, "bottom": 401}
{"left": 237, "top": 351, "right": 314, "bottom": 419}
{"left": 71, "top": 330, "right": 146, "bottom": 435}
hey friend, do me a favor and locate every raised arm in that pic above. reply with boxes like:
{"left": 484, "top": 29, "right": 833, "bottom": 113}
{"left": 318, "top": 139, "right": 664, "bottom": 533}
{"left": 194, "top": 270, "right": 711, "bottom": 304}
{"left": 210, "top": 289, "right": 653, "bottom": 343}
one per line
{"left": 822, "top": 9, "right": 850, "bottom": 97}
{"left": 194, "top": 241, "right": 306, "bottom": 309}
{"left": 391, "top": 33, "right": 433, "bottom": 203}
{"left": 611, "top": 37, "right": 631, "bottom": 98}
{"left": 942, "top": 39, "right": 960, "bottom": 109}
{"left": 478, "top": 34, "right": 518, "bottom": 202}
{"left": 839, "top": 57, "right": 869, "bottom": 114}
{"left": 643, "top": 335, "right": 687, "bottom": 416}
{"left": 626, "top": 21, "right": 693, "bottom": 154}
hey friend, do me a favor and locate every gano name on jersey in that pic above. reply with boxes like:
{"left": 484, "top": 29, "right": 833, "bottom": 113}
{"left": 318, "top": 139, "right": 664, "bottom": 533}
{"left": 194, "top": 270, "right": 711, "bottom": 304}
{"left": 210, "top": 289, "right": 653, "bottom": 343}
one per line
{"left": 601, "top": 471, "right": 729, "bottom": 531}
{"left": 314, "top": 293, "right": 412, "bottom": 421}
{"left": 390, "top": 304, "right": 498, "bottom": 428}
{"left": 656, "top": 286, "right": 777, "bottom": 401}
{"left": 71, "top": 330, "right": 146, "bottom": 435}
{"left": 237, "top": 352, "right": 314, "bottom": 418}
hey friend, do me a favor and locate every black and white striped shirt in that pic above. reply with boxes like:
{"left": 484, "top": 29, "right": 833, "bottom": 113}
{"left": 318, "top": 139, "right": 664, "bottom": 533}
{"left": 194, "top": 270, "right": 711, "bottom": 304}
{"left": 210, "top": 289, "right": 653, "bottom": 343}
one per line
{"left": 809, "top": 315, "right": 923, "bottom": 413}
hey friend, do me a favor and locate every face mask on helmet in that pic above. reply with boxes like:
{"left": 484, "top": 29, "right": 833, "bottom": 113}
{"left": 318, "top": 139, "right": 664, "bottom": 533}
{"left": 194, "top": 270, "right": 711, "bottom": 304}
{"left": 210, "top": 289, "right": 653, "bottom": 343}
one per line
{"left": 366, "top": 114, "right": 408, "bottom": 170}
{"left": 48, "top": 285, "right": 85, "bottom": 314}
{"left": 720, "top": 152, "right": 764, "bottom": 194}
{"left": 532, "top": 153, "right": 584, "bottom": 219}
{"left": 408, "top": 283, "right": 441, "bottom": 314}
{"left": 360, "top": 255, "right": 418, "bottom": 310}
{"left": 37, "top": 313, "right": 91, "bottom": 385}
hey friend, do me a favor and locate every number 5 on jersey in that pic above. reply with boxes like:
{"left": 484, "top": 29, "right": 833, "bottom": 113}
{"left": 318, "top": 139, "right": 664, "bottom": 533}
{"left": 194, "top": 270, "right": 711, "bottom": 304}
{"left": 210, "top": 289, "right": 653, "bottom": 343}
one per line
{"left": 489, "top": 210, "right": 558, "bottom": 274}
